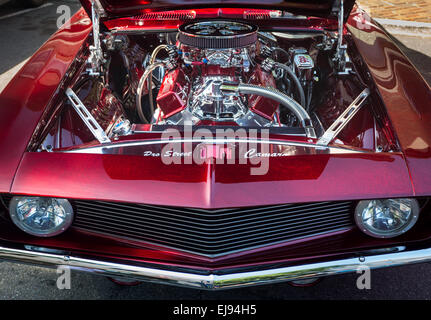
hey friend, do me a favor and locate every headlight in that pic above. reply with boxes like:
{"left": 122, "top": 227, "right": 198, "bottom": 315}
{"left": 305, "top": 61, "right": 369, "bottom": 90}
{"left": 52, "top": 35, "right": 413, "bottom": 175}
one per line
{"left": 9, "top": 196, "right": 73, "bottom": 237}
{"left": 355, "top": 198, "right": 420, "bottom": 238}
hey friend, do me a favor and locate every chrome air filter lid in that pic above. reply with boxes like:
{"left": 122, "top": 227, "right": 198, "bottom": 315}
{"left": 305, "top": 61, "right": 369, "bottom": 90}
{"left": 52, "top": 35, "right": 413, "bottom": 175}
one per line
{"left": 178, "top": 20, "right": 258, "bottom": 49}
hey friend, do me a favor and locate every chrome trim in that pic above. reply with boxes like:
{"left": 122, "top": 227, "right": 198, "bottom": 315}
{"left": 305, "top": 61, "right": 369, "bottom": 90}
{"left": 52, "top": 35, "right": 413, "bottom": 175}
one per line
{"left": 92, "top": 0, "right": 106, "bottom": 17}
{"left": 272, "top": 31, "right": 324, "bottom": 39}
{"left": 61, "top": 138, "right": 366, "bottom": 154}
{"left": 72, "top": 199, "right": 354, "bottom": 258}
{"left": 317, "top": 89, "right": 370, "bottom": 146}
{"left": 1, "top": 244, "right": 431, "bottom": 289}
{"left": 87, "top": 1, "right": 104, "bottom": 76}
{"left": 65, "top": 88, "right": 111, "bottom": 144}
{"left": 354, "top": 199, "right": 420, "bottom": 238}
{"left": 334, "top": 0, "right": 347, "bottom": 72}
{"left": 181, "top": 21, "right": 256, "bottom": 39}
{"left": 73, "top": 226, "right": 352, "bottom": 259}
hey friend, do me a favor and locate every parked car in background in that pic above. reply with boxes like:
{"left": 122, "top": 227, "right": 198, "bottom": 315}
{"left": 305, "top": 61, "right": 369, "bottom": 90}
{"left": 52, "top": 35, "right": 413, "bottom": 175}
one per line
{"left": 0, "top": 0, "right": 430, "bottom": 290}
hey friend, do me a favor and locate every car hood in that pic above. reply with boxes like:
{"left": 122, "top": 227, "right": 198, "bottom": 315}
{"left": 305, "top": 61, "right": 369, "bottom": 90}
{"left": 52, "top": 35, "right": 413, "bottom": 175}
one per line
{"left": 10, "top": 143, "right": 415, "bottom": 208}
{"left": 80, "top": 0, "right": 355, "bottom": 20}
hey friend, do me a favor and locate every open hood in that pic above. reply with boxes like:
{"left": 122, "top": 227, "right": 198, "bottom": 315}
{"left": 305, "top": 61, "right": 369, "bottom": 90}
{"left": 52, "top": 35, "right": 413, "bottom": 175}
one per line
{"left": 80, "top": 0, "right": 355, "bottom": 21}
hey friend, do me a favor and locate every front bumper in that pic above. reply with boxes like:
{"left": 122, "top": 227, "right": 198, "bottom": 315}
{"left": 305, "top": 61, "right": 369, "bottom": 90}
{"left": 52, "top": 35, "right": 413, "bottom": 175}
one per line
{"left": 0, "top": 243, "right": 430, "bottom": 289}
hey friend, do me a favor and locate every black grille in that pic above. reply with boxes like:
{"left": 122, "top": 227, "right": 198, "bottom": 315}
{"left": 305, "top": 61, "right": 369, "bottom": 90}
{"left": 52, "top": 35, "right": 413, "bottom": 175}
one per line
{"left": 72, "top": 200, "right": 354, "bottom": 257}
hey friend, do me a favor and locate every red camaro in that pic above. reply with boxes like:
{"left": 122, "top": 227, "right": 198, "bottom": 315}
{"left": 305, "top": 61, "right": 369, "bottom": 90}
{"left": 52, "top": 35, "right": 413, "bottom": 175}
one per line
{"left": 0, "top": 0, "right": 430, "bottom": 290}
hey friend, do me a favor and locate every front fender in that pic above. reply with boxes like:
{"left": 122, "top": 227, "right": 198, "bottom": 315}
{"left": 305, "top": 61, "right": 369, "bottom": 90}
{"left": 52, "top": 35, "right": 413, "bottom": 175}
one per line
{"left": 347, "top": 7, "right": 431, "bottom": 197}
{"left": 0, "top": 8, "right": 92, "bottom": 193}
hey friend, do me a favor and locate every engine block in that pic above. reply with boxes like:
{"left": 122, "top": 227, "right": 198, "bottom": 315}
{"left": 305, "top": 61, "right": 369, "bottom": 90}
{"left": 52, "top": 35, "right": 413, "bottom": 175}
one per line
{"left": 178, "top": 20, "right": 258, "bottom": 70}
{"left": 155, "top": 20, "right": 291, "bottom": 125}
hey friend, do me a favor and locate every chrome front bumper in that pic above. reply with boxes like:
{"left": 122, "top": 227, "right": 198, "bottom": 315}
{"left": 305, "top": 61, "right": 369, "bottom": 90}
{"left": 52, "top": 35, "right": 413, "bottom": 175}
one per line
{"left": 0, "top": 244, "right": 430, "bottom": 290}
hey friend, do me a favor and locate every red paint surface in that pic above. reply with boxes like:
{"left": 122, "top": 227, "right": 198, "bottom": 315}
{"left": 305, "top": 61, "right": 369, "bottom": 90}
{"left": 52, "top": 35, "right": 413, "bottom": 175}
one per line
{"left": 80, "top": 1, "right": 355, "bottom": 20}
{"left": 11, "top": 148, "right": 413, "bottom": 208}
{"left": 0, "top": 9, "right": 92, "bottom": 193}
{"left": 348, "top": 7, "right": 431, "bottom": 196}
{"left": 248, "top": 65, "right": 279, "bottom": 120}
{"left": 157, "top": 68, "right": 189, "bottom": 118}
{"left": 104, "top": 11, "right": 337, "bottom": 32}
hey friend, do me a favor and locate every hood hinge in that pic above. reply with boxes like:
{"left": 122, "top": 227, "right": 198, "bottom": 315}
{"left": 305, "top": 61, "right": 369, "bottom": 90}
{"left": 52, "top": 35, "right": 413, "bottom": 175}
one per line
{"left": 86, "top": 0, "right": 106, "bottom": 76}
{"left": 333, "top": 0, "right": 348, "bottom": 73}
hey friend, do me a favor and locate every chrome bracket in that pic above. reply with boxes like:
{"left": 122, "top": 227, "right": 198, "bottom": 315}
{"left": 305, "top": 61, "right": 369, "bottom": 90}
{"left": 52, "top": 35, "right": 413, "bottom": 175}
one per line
{"left": 317, "top": 89, "right": 370, "bottom": 146}
{"left": 333, "top": 0, "right": 347, "bottom": 72}
{"left": 86, "top": 1, "right": 105, "bottom": 76}
{"left": 65, "top": 88, "right": 111, "bottom": 144}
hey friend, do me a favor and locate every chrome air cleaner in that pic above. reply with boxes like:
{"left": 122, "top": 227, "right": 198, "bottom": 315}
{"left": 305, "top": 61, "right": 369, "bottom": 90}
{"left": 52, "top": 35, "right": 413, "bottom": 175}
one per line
{"left": 178, "top": 20, "right": 258, "bottom": 49}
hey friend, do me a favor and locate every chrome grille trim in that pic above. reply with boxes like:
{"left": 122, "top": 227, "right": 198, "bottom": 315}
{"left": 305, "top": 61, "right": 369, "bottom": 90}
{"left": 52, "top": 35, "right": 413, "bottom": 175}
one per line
{"left": 72, "top": 200, "right": 355, "bottom": 257}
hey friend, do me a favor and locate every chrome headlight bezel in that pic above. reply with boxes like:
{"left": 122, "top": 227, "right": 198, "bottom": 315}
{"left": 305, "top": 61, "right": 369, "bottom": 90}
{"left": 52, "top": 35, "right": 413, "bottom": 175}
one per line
{"left": 9, "top": 196, "right": 74, "bottom": 237}
{"left": 355, "top": 198, "right": 420, "bottom": 238}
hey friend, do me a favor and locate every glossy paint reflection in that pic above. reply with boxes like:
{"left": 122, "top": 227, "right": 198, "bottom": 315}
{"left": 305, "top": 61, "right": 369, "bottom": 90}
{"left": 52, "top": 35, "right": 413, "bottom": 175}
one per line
{"left": 11, "top": 146, "right": 412, "bottom": 208}
{"left": 348, "top": 7, "right": 431, "bottom": 196}
{"left": 0, "top": 9, "right": 92, "bottom": 193}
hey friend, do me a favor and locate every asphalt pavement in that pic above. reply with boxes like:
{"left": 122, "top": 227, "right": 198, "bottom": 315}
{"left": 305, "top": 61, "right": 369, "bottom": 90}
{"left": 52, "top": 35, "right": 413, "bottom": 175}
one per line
{"left": 0, "top": 0, "right": 431, "bottom": 300}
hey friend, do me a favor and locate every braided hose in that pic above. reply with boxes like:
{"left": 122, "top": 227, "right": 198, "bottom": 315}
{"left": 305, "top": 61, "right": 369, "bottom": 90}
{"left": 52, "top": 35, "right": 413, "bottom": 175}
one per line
{"left": 136, "top": 62, "right": 165, "bottom": 124}
{"left": 147, "top": 45, "right": 170, "bottom": 116}
{"left": 221, "top": 83, "right": 316, "bottom": 138}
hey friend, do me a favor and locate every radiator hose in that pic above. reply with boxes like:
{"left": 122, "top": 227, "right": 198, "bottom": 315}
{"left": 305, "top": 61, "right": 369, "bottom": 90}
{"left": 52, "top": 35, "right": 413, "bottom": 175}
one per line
{"left": 220, "top": 83, "right": 316, "bottom": 138}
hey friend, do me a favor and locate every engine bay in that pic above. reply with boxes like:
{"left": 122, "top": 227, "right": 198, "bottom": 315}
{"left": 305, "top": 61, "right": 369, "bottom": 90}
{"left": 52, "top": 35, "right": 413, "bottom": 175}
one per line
{"left": 36, "top": 16, "right": 397, "bottom": 153}
{"left": 153, "top": 20, "right": 313, "bottom": 130}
